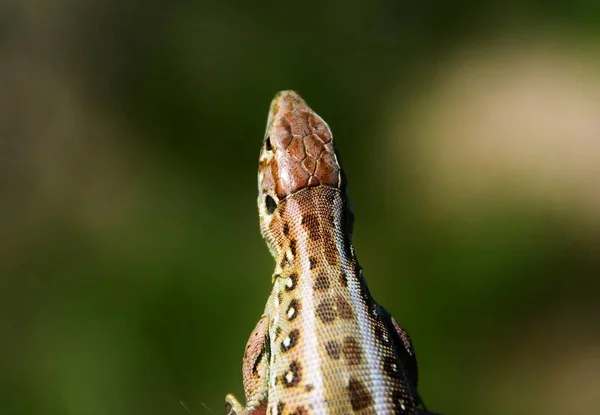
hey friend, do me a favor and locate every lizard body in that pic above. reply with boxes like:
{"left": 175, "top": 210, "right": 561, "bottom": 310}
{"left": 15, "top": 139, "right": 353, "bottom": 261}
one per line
{"left": 226, "top": 91, "right": 437, "bottom": 415}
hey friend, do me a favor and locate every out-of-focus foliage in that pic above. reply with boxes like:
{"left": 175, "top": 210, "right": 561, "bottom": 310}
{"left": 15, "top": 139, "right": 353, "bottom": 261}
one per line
{"left": 2, "top": 1, "right": 599, "bottom": 414}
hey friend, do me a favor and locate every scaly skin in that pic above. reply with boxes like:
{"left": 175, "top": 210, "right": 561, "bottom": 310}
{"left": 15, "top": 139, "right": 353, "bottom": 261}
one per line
{"left": 226, "top": 91, "right": 436, "bottom": 415}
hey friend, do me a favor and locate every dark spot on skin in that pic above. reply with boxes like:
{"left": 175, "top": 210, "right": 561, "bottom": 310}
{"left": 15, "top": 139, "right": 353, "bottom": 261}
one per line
{"left": 276, "top": 402, "right": 285, "bottom": 415}
{"left": 384, "top": 356, "right": 402, "bottom": 380}
{"left": 281, "top": 361, "right": 302, "bottom": 388}
{"left": 309, "top": 256, "right": 317, "bottom": 270}
{"left": 342, "top": 336, "right": 363, "bottom": 366}
{"left": 374, "top": 325, "right": 391, "bottom": 345}
{"left": 290, "top": 407, "right": 308, "bottom": 415}
{"left": 348, "top": 378, "right": 373, "bottom": 411}
{"left": 316, "top": 298, "right": 337, "bottom": 324}
{"left": 278, "top": 291, "right": 283, "bottom": 305}
{"left": 285, "top": 273, "right": 298, "bottom": 291}
{"left": 265, "top": 195, "right": 277, "bottom": 214}
{"left": 281, "top": 329, "right": 299, "bottom": 352}
{"left": 301, "top": 213, "right": 321, "bottom": 241}
{"left": 259, "top": 156, "right": 268, "bottom": 170}
{"left": 275, "top": 326, "right": 282, "bottom": 340}
{"left": 314, "top": 273, "right": 330, "bottom": 291}
{"left": 324, "top": 245, "right": 338, "bottom": 266}
{"left": 277, "top": 198, "right": 287, "bottom": 218}
{"left": 289, "top": 239, "right": 297, "bottom": 256}
{"left": 305, "top": 384, "right": 314, "bottom": 392}
{"left": 392, "top": 389, "right": 413, "bottom": 414}
{"left": 287, "top": 299, "right": 300, "bottom": 321}
{"left": 339, "top": 272, "right": 348, "bottom": 287}
{"left": 280, "top": 256, "right": 289, "bottom": 269}
{"left": 251, "top": 347, "right": 265, "bottom": 375}
{"left": 265, "top": 136, "right": 272, "bottom": 151}
{"left": 325, "top": 340, "right": 341, "bottom": 359}
{"left": 336, "top": 295, "right": 354, "bottom": 319}
{"left": 282, "top": 222, "right": 290, "bottom": 236}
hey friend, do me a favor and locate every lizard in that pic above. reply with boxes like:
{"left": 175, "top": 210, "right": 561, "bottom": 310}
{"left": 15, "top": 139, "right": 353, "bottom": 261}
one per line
{"left": 225, "top": 90, "right": 438, "bottom": 415}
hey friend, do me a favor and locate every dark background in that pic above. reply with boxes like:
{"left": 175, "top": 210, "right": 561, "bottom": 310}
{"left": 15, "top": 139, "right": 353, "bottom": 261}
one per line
{"left": 2, "top": 1, "right": 600, "bottom": 414}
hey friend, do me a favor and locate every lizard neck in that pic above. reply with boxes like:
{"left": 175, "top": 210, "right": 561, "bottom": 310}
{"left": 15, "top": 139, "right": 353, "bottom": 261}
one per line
{"left": 265, "top": 186, "right": 356, "bottom": 278}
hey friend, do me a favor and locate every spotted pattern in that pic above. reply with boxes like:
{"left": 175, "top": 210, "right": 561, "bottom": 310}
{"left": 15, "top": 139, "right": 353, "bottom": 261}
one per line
{"left": 325, "top": 340, "right": 341, "bottom": 359}
{"left": 384, "top": 356, "right": 402, "bottom": 380}
{"left": 288, "top": 238, "right": 297, "bottom": 256}
{"left": 286, "top": 299, "right": 300, "bottom": 321}
{"left": 313, "top": 273, "right": 330, "bottom": 291}
{"left": 342, "top": 336, "right": 363, "bottom": 366}
{"left": 374, "top": 324, "right": 391, "bottom": 346}
{"left": 281, "top": 361, "right": 302, "bottom": 388}
{"left": 281, "top": 329, "right": 300, "bottom": 352}
{"left": 289, "top": 406, "right": 308, "bottom": 415}
{"left": 336, "top": 295, "right": 354, "bottom": 320}
{"left": 315, "top": 298, "right": 337, "bottom": 324}
{"left": 251, "top": 347, "right": 266, "bottom": 375}
{"left": 285, "top": 273, "right": 298, "bottom": 291}
{"left": 392, "top": 390, "right": 411, "bottom": 414}
{"left": 324, "top": 244, "right": 338, "bottom": 266}
{"left": 308, "top": 256, "right": 317, "bottom": 270}
{"left": 339, "top": 272, "right": 348, "bottom": 287}
{"left": 280, "top": 257, "right": 289, "bottom": 269}
{"left": 348, "top": 378, "right": 373, "bottom": 411}
{"left": 300, "top": 213, "right": 321, "bottom": 241}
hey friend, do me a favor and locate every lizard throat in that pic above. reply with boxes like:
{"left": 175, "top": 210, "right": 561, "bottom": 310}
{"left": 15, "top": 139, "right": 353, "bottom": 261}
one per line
{"left": 264, "top": 186, "right": 353, "bottom": 274}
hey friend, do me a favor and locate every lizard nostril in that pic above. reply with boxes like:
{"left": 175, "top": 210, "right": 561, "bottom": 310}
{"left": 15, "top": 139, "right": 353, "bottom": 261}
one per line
{"left": 265, "top": 195, "right": 277, "bottom": 214}
{"left": 265, "top": 136, "right": 272, "bottom": 151}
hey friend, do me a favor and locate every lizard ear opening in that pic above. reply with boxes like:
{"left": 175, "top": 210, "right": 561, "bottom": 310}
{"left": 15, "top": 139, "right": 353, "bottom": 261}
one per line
{"left": 265, "top": 136, "right": 272, "bottom": 151}
{"left": 265, "top": 195, "right": 277, "bottom": 214}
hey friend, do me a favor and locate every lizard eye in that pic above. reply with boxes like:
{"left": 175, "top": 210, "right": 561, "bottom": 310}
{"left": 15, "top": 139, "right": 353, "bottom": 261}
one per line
{"left": 265, "top": 195, "right": 277, "bottom": 214}
{"left": 265, "top": 136, "right": 272, "bottom": 151}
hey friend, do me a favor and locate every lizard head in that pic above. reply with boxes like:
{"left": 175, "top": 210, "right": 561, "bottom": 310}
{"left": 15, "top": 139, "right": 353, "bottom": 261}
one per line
{"left": 257, "top": 90, "right": 342, "bottom": 216}
{"left": 257, "top": 91, "right": 352, "bottom": 257}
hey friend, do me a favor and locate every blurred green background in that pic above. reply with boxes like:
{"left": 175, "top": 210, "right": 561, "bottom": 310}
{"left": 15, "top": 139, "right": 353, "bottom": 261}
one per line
{"left": 2, "top": 1, "right": 600, "bottom": 414}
